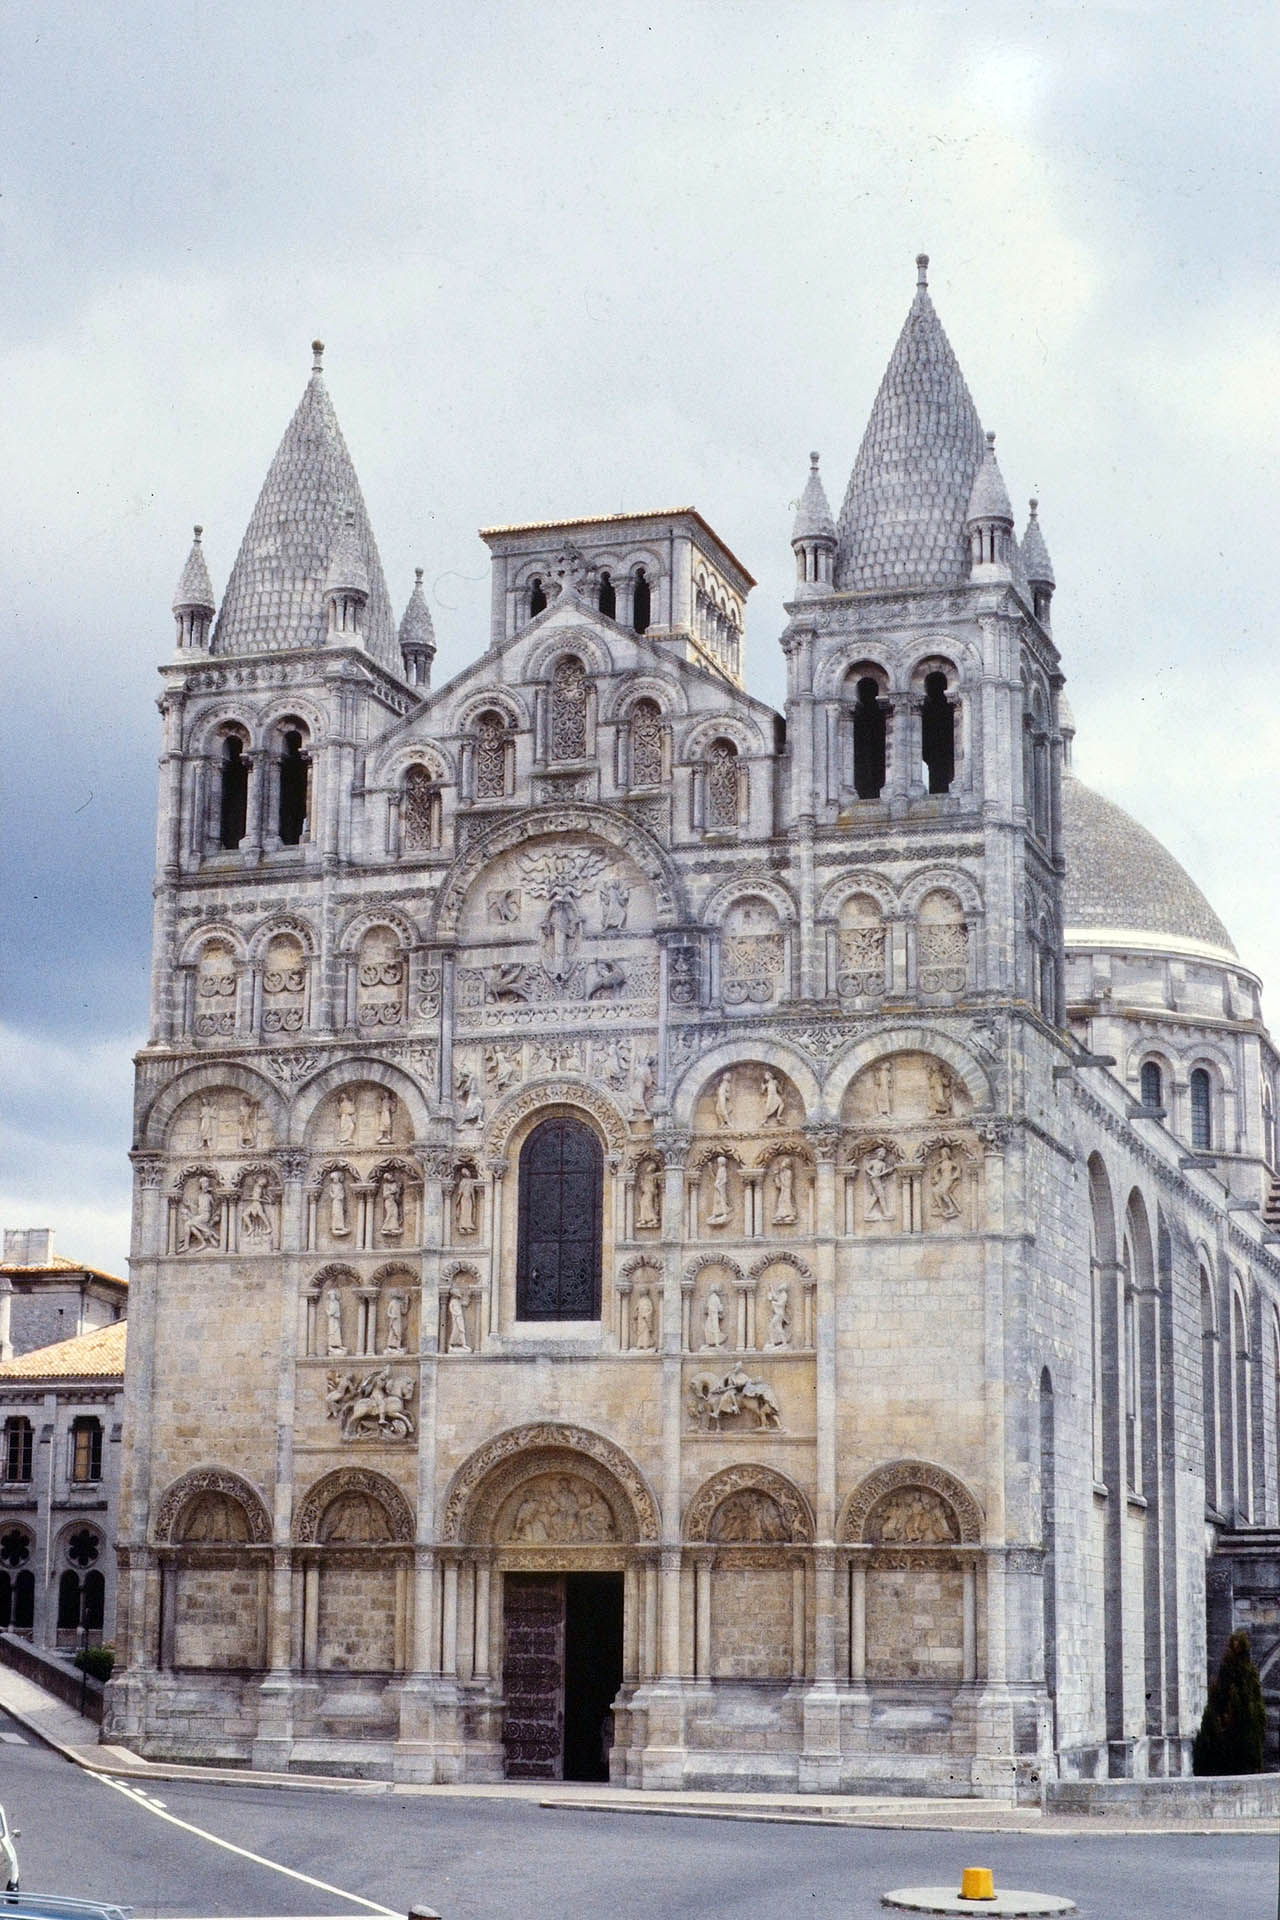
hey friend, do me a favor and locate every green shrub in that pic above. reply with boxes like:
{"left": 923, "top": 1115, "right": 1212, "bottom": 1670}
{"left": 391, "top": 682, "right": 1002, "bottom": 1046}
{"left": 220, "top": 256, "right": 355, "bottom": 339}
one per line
{"left": 1192, "top": 1631, "right": 1266, "bottom": 1775}
{"left": 72, "top": 1644, "right": 115, "bottom": 1684}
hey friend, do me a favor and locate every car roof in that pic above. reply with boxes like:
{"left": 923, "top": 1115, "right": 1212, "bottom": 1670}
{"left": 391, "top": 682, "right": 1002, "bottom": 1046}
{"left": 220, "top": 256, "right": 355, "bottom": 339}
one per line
{"left": 0, "top": 1897, "right": 132, "bottom": 1920}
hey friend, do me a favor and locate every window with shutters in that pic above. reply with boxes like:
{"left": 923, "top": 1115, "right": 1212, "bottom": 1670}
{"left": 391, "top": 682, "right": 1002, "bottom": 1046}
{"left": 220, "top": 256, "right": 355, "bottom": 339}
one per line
{"left": 3, "top": 1420, "right": 32, "bottom": 1483}
{"left": 516, "top": 1117, "right": 603, "bottom": 1321}
{"left": 70, "top": 1416, "right": 103, "bottom": 1484}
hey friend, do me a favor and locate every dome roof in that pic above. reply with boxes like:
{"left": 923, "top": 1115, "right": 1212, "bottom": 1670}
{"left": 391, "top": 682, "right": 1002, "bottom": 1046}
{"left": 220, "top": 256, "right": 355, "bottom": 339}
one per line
{"left": 1062, "top": 772, "right": 1235, "bottom": 958}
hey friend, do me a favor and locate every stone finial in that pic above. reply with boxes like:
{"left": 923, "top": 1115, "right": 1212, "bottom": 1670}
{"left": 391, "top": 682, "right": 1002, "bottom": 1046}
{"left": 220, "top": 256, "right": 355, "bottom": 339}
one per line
{"left": 916, "top": 253, "right": 929, "bottom": 290}
{"left": 312, "top": 339, "right": 325, "bottom": 373}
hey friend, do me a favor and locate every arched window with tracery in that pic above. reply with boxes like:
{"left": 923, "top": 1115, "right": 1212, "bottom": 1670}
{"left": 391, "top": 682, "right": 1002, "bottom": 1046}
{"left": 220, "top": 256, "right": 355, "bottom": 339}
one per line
{"left": 704, "top": 738, "right": 740, "bottom": 833}
{"left": 917, "top": 888, "right": 969, "bottom": 995}
{"left": 218, "top": 732, "right": 250, "bottom": 849}
{"left": 400, "top": 764, "right": 442, "bottom": 853}
{"left": 1140, "top": 1060, "right": 1164, "bottom": 1112}
{"left": 628, "top": 699, "right": 663, "bottom": 788}
{"left": 473, "top": 710, "right": 511, "bottom": 799}
{"left": 516, "top": 1116, "right": 603, "bottom": 1321}
{"left": 1190, "top": 1067, "right": 1213, "bottom": 1151}
{"left": 550, "top": 656, "right": 588, "bottom": 760}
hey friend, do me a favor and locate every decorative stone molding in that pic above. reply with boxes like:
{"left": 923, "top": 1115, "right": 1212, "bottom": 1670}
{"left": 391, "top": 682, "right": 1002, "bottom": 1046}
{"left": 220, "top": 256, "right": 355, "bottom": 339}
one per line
{"left": 839, "top": 1459, "right": 983, "bottom": 1545}
{"left": 294, "top": 1466, "right": 414, "bottom": 1544}
{"left": 153, "top": 1467, "right": 272, "bottom": 1546}
{"left": 483, "top": 1078, "right": 628, "bottom": 1159}
{"left": 684, "top": 1464, "right": 814, "bottom": 1544}
{"left": 441, "top": 1422, "right": 661, "bottom": 1544}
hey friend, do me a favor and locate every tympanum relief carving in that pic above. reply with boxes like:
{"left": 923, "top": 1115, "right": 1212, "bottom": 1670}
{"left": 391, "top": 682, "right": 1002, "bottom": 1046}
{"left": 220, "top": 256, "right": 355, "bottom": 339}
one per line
{"left": 497, "top": 1472, "right": 617, "bottom": 1545}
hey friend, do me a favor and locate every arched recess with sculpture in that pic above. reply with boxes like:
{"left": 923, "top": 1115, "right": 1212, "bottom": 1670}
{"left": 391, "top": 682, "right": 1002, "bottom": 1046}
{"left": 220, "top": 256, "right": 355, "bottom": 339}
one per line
{"left": 299, "top": 1071, "right": 424, "bottom": 1256}
{"left": 293, "top": 1468, "right": 414, "bottom": 1676}
{"left": 684, "top": 1465, "right": 815, "bottom": 1682}
{"left": 152, "top": 1468, "right": 273, "bottom": 1672}
{"left": 839, "top": 1461, "right": 983, "bottom": 1687}
{"left": 834, "top": 1039, "right": 991, "bottom": 1239}
{"left": 439, "top": 1423, "right": 661, "bottom": 1780}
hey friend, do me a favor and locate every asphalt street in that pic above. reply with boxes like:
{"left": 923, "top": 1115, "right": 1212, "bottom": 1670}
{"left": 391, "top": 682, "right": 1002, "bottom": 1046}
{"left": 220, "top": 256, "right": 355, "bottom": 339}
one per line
{"left": 1, "top": 1710, "right": 1277, "bottom": 1920}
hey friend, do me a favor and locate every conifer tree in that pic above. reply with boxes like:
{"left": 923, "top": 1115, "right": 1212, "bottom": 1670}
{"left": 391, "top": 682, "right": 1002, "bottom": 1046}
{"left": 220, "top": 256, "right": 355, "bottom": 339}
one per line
{"left": 1192, "top": 1631, "right": 1267, "bottom": 1775}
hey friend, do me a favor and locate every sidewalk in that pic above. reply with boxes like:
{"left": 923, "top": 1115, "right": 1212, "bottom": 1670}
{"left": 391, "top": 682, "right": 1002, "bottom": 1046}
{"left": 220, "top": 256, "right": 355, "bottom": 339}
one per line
{"left": 0, "top": 1664, "right": 1273, "bottom": 1834}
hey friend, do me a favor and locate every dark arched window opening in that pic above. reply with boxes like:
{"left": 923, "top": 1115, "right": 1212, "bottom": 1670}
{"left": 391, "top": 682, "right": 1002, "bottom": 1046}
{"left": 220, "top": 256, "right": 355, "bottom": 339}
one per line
{"left": 1140, "top": 1061, "right": 1164, "bottom": 1112}
{"left": 3, "top": 1418, "right": 32, "bottom": 1483}
{"left": 0, "top": 1575, "right": 9, "bottom": 1629}
{"left": 529, "top": 576, "right": 547, "bottom": 617}
{"left": 70, "top": 1417, "right": 102, "bottom": 1484}
{"left": 517, "top": 1116, "right": 603, "bottom": 1320}
{"left": 219, "top": 736, "right": 249, "bottom": 850}
{"left": 82, "top": 1568, "right": 105, "bottom": 1632}
{"left": 852, "top": 677, "right": 887, "bottom": 798}
{"left": 278, "top": 729, "right": 310, "bottom": 846}
{"left": 12, "top": 1569, "right": 33, "bottom": 1632}
{"left": 597, "top": 571, "right": 616, "bottom": 619}
{"left": 57, "top": 1569, "right": 81, "bottom": 1631}
{"left": 920, "top": 672, "right": 955, "bottom": 793}
{"left": 1190, "top": 1068, "right": 1212, "bottom": 1151}
{"left": 632, "top": 568, "right": 651, "bottom": 635}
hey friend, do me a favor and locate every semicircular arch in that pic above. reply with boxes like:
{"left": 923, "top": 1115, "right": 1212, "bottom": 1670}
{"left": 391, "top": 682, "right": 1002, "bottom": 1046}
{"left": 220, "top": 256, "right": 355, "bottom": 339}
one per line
{"left": 440, "top": 1422, "right": 660, "bottom": 1544}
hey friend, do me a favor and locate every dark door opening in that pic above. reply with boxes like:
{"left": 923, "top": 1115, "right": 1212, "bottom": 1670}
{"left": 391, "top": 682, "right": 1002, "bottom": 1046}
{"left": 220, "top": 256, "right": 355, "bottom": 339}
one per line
{"left": 502, "top": 1571, "right": 623, "bottom": 1782}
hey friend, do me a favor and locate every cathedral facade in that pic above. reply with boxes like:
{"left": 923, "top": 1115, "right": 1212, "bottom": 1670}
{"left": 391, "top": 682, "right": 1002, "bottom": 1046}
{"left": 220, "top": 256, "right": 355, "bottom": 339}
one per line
{"left": 106, "top": 261, "right": 1280, "bottom": 1796}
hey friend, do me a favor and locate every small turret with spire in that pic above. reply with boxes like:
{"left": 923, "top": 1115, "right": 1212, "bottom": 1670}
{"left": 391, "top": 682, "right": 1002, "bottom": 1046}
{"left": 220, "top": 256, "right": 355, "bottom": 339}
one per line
{"left": 1021, "top": 497, "right": 1056, "bottom": 627}
{"left": 172, "top": 525, "right": 216, "bottom": 649}
{"left": 398, "top": 568, "right": 436, "bottom": 689}
{"left": 791, "top": 452, "right": 837, "bottom": 596}
{"left": 965, "top": 431, "right": 1015, "bottom": 577}
{"left": 325, "top": 506, "right": 370, "bottom": 641}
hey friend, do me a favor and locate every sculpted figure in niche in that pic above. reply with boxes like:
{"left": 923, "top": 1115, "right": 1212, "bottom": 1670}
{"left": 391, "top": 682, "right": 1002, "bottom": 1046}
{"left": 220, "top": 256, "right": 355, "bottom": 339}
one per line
{"left": 198, "top": 1095, "right": 216, "bottom": 1151}
{"left": 484, "top": 1043, "right": 522, "bottom": 1091}
{"left": 771, "top": 1154, "right": 796, "bottom": 1225}
{"left": 636, "top": 1162, "right": 661, "bottom": 1230}
{"left": 710, "top": 1489, "right": 789, "bottom": 1544}
{"left": 863, "top": 1148, "right": 894, "bottom": 1225}
{"left": 337, "top": 1091, "right": 357, "bottom": 1145}
{"left": 708, "top": 1155, "right": 731, "bottom": 1227}
{"left": 383, "top": 1290, "right": 408, "bottom": 1355}
{"left": 703, "top": 1285, "right": 727, "bottom": 1349}
{"left": 632, "top": 1290, "right": 656, "bottom": 1350}
{"left": 324, "top": 1286, "right": 346, "bottom": 1356}
{"left": 328, "top": 1168, "right": 350, "bottom": 1236}
{"left": 928, "top": 1062, "right": 955, "bottom": 1117}
{"left": 446, "top": 1290, "right": 471, "bottom": 1353}
{"left": 930, "top": 1147, "right": 962, "bottom": 1222}
{"left": 178, "top": 1175, "right": 219, "bottom": 1252}
{"left": 765, "top": 1284, "right": 791, "bottom": 1349}
{"left": 714, "top": 1071, "right": 735, "bottom": 1130}
{"left": 873, "top": 1059, "right": 895, "bottom": 1116}
{"left": 599, "top": 877, "right": 630, "bottom": 930}
{"left": 378, "top": 1089, "right": 395, "bottom": 1144}
{"left": 873, "top": 1487, "right": 958, "bottom": 1545}
{"left": 454, "top": 1174, "right": 479, "bottom": 1236}
{"left": 761, "top": 1070, "right": 786, "bottom": 1127}
{"left": 238, "top": 1096, "right": 259, "bottom": 1148}
{"left": 379, "top": 1171, "right": 403, "bottom": 1237}
{"left": 239, "top": 1174, "right": 273, "bottom": 1246}
{"left": 586, "top": 957, "right": 626, "bottom": 1000}
{"left": 629, "top": 1051, "right": 656, "bottom": 1119}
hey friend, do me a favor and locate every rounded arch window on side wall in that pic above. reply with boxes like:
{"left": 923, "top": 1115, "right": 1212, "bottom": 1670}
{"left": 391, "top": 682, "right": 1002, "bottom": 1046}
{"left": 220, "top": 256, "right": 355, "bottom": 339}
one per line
{"left": 846, "top": 672, "right": 888, "bottom": 799}
{"left": 920, "top": 669, "right": 956, "bottom": 794}
{"left": 632, "top": 566, "right": 651, "bottom": 635}
{"left": 399, "top": 763, "right": 443, "bottom": 853}
{"left": 516, "top": 1116, "right": 603, "bottom": 1321}
{"left": 470, "top": 708, "right": 514, "bottom": 801}
{"left": 627, "top": 698, "right": 664, "bottom": 789}
{"left": 700, "top": 737, "right": 742, "bottom": 835}
{"left": 1189, "top": 1066, "right": 1213, "bottom": 1152}
{"left": 216, "top": 728, "right": 251, "bottom": 850}
{"left": 1140, "top": 1059, "right": 1165, "bottom": 1113}
{"left": 550, "top": 655, "right": 589, "bottom": 761}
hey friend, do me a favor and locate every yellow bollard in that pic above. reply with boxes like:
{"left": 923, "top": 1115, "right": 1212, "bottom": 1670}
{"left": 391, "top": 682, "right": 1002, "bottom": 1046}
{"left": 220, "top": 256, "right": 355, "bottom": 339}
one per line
{"left": 960, "top": 1866, "right": 996, "bottom": 1901}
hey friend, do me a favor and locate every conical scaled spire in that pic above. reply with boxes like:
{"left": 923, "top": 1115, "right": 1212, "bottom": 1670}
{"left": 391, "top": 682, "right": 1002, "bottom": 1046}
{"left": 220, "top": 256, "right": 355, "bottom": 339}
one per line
{"left": 1021, "top": 498, "right": 1055, "bottom": 588}
{"left": 172, "top": 525, "right": 216, "bottom": 648}
{"left": 792, "top": 452, "right": 836, "bottom": 542}
{"left": 965, "top": 432, "right": 1014, "bottom": 528}
{"left": 398, "top": 567, "right": 436, "bottom": 690}
{"left": 211, "top": 341, "right": 396, "bottom": 669}
{"left": 835, "top": 255, "right": 987, "bottom": 592}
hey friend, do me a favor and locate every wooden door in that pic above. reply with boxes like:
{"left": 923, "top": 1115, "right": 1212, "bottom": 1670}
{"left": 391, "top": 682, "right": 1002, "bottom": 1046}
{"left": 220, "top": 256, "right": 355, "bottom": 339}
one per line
{"left": 502, "top": 1573, "right": 565, "bottom": 1778}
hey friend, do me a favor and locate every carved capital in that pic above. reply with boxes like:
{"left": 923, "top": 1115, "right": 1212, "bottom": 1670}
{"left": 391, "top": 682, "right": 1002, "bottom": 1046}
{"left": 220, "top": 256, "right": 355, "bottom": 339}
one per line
{"left": 132, "top": 1155, "right": 166, "bottom": 1191}
{"left": 276, "top": 1149, "right": 310, "bottom": 1183}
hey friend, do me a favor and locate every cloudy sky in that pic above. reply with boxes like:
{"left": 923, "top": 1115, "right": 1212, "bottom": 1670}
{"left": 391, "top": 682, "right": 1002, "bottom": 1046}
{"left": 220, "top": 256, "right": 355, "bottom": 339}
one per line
{"left": 2, "top": 2, "right": 1277, "bottom": 1277}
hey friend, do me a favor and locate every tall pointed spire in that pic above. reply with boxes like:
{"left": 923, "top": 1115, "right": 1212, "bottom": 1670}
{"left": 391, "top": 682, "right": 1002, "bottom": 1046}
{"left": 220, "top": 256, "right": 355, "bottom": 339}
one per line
{"left": 790, "top": 452, "right": 837, "bottom": 595}
{"left": 398, "top": 568, "right": 436, "bottom": 689}
{"left": 835, "top": 255, "right": 988, "bottom": 592}
{"left": 1021, "top": 497, "right": 1056, "bottom": 625}
{"left": 211, "top": 341, "right": 397, "bottom": 669}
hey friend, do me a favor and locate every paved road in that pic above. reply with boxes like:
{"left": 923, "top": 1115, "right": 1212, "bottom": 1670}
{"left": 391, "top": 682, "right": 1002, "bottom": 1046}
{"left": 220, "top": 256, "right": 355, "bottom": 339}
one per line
{"left": 1, "top": 1710, "right": 1277, "bottom": 1920}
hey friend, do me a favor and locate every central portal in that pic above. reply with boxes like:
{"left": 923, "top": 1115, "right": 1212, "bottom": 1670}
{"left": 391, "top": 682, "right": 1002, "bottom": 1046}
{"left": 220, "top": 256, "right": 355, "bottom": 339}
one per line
{"left": 502, "top": 1571, "right": 623, "bottom": 1781}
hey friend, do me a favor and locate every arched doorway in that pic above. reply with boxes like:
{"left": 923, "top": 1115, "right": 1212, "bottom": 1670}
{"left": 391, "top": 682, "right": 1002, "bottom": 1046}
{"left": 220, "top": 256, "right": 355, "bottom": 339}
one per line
{"left": 442, "top": 1424, "right": 660, "bottom": 1783}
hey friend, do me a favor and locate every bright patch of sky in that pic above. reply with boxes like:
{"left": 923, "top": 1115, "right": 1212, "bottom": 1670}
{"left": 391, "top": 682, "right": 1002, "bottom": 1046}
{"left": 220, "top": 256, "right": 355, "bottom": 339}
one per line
{"left": 2, "top": 0, "right": 1277, "bottom": 1275}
